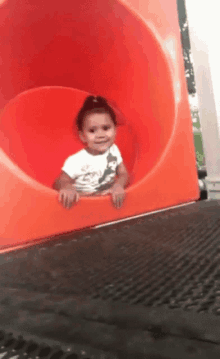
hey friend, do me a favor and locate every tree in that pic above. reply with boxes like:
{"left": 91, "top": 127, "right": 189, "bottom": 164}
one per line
{"left": 177, "top": 0, "right": 196, "bottom": 94}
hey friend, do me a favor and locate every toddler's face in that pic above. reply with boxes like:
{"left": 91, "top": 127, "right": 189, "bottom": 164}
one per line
{"left": 79, "top": 112, "right": 116, "bottom": 155}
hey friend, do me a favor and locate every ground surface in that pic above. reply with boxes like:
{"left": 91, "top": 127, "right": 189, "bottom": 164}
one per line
{"left": 1, "top": 200, "right": 220, "bottom": 358}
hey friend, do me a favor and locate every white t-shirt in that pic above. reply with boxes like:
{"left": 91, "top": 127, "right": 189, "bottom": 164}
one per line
{"left": 62, "top": 144, "right": 123, "bottom": 193}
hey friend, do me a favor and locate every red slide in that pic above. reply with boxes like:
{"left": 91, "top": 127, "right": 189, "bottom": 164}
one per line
{"left": 0, "top": 0, "right": 199, "bottom": 250}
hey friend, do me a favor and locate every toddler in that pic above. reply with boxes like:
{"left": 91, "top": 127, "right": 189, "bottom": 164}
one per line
{"left": 54, "top": 95, "right": 129, "bottom": 209}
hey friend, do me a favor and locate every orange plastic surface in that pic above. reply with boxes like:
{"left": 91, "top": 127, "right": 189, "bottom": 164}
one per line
{"left": 0, "top": 0, "right": 199, "bottom": 249}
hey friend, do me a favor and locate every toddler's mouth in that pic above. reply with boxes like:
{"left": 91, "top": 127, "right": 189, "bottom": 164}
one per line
{"left": 95, "top": 140, "right": 108, "bottom": 144}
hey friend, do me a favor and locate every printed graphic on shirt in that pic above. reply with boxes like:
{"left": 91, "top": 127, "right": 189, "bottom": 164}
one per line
{"left": 79, "top": 167, "right": 102, "bottom": 189}
{"left": 95, "top": 152, "right": 118, "bottom": 191}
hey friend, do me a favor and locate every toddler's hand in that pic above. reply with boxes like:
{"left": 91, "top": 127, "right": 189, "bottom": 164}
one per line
{"left": 110, "top": 183, "right": 125, "bottom": 209}
{"left": 58, "top": 185, "right": 79, "bottom": 209}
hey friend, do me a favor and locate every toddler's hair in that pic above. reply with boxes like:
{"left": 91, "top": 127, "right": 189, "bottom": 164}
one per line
{"left": 76, "top": 95, "right": 117, "bottom": 131}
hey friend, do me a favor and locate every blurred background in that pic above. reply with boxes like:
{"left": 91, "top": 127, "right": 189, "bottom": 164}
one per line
{"left": 177, "top": 0, "right": 206, "bottom": 170}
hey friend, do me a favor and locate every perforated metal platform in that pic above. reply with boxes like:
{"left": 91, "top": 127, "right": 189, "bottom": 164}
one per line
{"left": 1, "top": 200, "right": 220, "bottom": 358}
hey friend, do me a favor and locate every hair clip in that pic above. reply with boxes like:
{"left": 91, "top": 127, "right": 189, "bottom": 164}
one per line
{"left": 93, "top": 96, "right": 98, "bottom": 103}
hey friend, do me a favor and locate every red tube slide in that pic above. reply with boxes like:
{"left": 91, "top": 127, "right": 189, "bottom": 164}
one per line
{"left": 0, "top": 0, "right": 199, "bottom": 249}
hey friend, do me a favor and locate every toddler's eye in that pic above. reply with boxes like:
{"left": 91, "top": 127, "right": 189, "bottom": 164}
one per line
{"left": 103, "top": 126, "right": 110, "bottom": 131}
{"left": 89, "top": 128, "right": 95, "bottom": 133}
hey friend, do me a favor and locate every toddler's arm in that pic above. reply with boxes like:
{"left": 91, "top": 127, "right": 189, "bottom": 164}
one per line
{"left": 53, "top": 171, "right": 79, "bottom": 209}
{"left": 110, "top": 162, "right": 129, "bottom": 208}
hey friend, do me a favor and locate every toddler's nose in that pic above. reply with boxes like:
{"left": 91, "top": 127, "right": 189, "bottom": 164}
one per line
{"left": 97, "top": 129, "right": 105, "bottom": 137}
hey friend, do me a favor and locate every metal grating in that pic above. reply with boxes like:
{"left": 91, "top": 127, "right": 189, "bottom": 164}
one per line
{"left": 0, "top": 330, "right": 114, "bottom": 359}
{"left": 1, "top": 200, "right": 220, "bottom": 357}
{"left": 2, "top": 328, "right": 220, "bottom": 359}
{"left": 1, "top": 201, "right": 220, "bottom": 314}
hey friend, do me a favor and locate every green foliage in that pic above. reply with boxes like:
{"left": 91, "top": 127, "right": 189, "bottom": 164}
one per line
{"left": 177, "top": 1, "right": 206, "bottom": 167}
{"left": 194, "top": 132, "right": 205, "bottom": 167}
{"left": 191, "top": 109, "right": 200, "bottom": 129}
{"left": 177, "top": 0, "right": 196, "bottom": 94}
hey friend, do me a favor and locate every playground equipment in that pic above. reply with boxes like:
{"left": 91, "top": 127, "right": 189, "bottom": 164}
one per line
{"left": 0, "top": 0, "right": 199, "bottom": 248}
